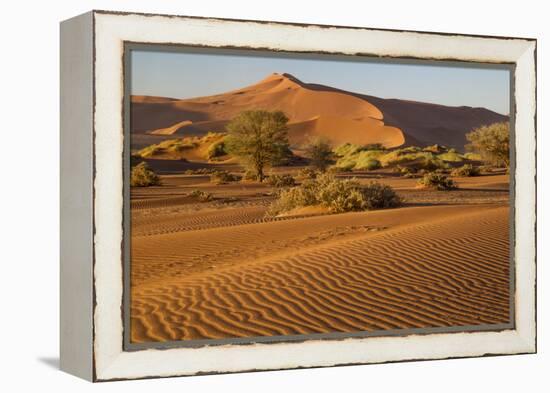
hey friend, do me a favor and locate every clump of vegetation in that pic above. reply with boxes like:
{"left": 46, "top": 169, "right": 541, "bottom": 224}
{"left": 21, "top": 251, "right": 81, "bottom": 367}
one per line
{"left": 206, "top": 139, "right": 228, "bottom": 160}
{"left": 423, "top": 144, "right": 446, "bottom": 154}
{"left": 451, "top": 164, "right": 481, "bottom": 177}
{"left": 210, "top": 170, "right": 241, "bottom": 184}
{"left": 466, "top": 122, "right": 510, "bottom": 168}
{"left": 463, "top": 152, "right": 482, "bottom": 161}
{"left": 334, "top": 144, "right": 385, "bottom": 171}
{"left": 393, "top": 165, "right": 417, "bottom": 176}
{"left": 138, "top": 145, "right": 164, "bottom": 158}
{"left": 437, "top": 148, "right": 464, "bottom": 163}
{"left": 304, "top": 138, "right": 333, "bottom": 171}
{"left": 267, "top": 174, "right": 296, "bottom": 187}
{"left": 360, "top": 182, "right": 404, "bottom": 209}
{"left": 225, "top": 110, "right": 290, "bottom": 181}
{"left": 130, "top": 162, "right": 161, "bottom": 187}
{"left": 268, "top": 173, "right": 401, "bottom": 216}
{"left": 333, "top": 143, "right": 364, "bottom": 157}
{"left": 184, "top": 168, "right": 219, "bottom": 175}
{"left": 297, "top": 167, "right": 318, "bottom": 180}
{"left": 355, "top": 158, "right": 381, "bottom": 171}
{"left": 188, "top": 189, "right": 214, "bottom": 202}
{"left": 137, "top": 133, "right": 226, "bottom": 160}
{"left": 417, "top": 173, "right": 457, "bottom": 190}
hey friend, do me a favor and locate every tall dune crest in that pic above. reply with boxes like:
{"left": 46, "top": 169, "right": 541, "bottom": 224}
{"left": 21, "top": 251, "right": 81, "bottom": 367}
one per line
{"left": 131, "top": 73, "right": 507, "bottom": 151}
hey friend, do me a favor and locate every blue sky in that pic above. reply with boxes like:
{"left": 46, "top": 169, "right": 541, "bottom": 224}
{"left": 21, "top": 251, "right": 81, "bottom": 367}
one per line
{"left": 131, "top": 49, "right": 510, "bottom": 115}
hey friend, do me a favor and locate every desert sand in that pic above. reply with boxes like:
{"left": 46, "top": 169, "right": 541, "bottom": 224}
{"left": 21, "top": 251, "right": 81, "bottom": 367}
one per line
{"left": 130, "top": 169, "right": 510, "bottom": 343}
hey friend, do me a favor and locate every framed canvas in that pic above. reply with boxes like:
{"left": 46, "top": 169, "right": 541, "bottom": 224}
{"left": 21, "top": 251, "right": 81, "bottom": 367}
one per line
{"left": 60, "top": 10, "right": 537, "bottom": 382}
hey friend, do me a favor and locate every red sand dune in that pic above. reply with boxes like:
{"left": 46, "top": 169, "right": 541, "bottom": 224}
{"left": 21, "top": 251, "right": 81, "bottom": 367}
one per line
{"left": 131, "top": 73, "right": 507, "bottom": 150}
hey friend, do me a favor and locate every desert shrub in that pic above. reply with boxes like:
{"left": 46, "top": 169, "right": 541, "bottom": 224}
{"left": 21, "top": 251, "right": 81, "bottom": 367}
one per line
{"left": 138, "top": 145, "right": 163, "bottom": 158}
{"left": 360, "top": 182, "right": 403, "bottom": 209}
{"left": 355, "top": 158, "right": 381, "bottom": 171}
{"left": 138, "top": 137, "right": 214, "bottom": 159}
{"left": 378, "top": 147, "right": 427, "bottom": 167}
{"left": 297, "top": 167, "right": 318, "bottom": 180}
{"left": 422, "top": 157, "right": 449, "bottom": 171}
{"left": 210, "top": 170, "right": 241, "bottom": 184}
{"left": 188, "top": 189, "right": 214, "bottom": 202}
{"left": 184, "top": 168, "right": 218, "bottom": 175}
{"left": 130, "top": 162, "right": 161, "bottom": 187}
{"left": 463, "top": 152, "right": 482, "bottom": 161}
{"left": 438, "top": 150, "right": 464, "bottom": 162}
{"left": 363, "top": 143, "right": 386, "bottom": 151}
{"left": 206, "top": 139, "right": 227, "bottom": 159}
{"left": 417, "top": 173, "right": 457, "bottom": 190}
{"left": 268, "top": 173, "right": 401, "bottom": 216}
{"left": 336, "top": 148, "right": 384, "bottom": 168}
{"left": 423, "top": 144, "right": 446, "bottom": 154}
{"left": 267, "top": 174, "right": 296, "bottom": 187}
{"left": 451, "top": 164, "right": 481, "bottom": 177}
{"left": 466, "top": 122, "right": 510, "bottom": 168}
{"left": 393, "top": 165, "right": 414, "bottom": 174}
{"left": 334, "top": 159, "right": 357, "bottom": 171}
{"left": 334, "top": 143, "right": 364, "bottom": 157}
{"left": 304, "top": 138, "right": 333, "bottom": 171}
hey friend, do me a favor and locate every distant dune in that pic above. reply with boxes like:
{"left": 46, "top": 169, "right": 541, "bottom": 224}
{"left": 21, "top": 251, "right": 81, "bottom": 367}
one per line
{"left": 131, "top": 73, "right": 507, "bottom": 151}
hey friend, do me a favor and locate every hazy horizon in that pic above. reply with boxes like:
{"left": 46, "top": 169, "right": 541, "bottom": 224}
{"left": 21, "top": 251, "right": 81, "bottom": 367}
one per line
{"left": 131, "top": 49, "right": 511, "bottom": 115}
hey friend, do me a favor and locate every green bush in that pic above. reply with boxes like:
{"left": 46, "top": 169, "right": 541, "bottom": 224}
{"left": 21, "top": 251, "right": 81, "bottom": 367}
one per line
{"left": 188, "top": 189, "right": 214, "bottom": 202}
{"left": 417, "top": 173, "right": 457, "bottom": 190}
{"left": 333, "top": 143, "right": 364, "bottom": 157}
{"left": 210, "top": 170, "right": 241, "bottom": 184}
{"left": 466, "top": 122, "right": 510, "bottom": 168}
{"left": 438, "top": 150, "right": 464, "bottom": 162}
{"left": 206, "top": 140, "right": 227, "bottom": 159}
{"left": 267, "top": 174, "right": 296, "bottom": 187}
{"left": 268, "top": 173, "right": 401, "bottom": 216}
{"left": 355, "top": 158, "right": 381, "bottom": 170}
{"left": 463, "top": 152, "right": 482, "bottom": 161}
{"left": 451, "top": 164, "right": 481, "bottom": 177}
{"left": 130, "top": 162, "right": 161, "bottom": 187}
{"left": 360, "top": 182, "right": 403, "bottom": 209}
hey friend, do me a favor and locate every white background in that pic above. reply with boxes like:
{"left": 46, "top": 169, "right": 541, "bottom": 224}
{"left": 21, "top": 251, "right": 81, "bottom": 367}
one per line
{"left": 0, "top": 0, "right": 546, "bottom": 391}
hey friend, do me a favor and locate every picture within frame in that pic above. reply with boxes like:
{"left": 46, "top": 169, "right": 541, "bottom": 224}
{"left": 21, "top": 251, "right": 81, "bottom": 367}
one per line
{"left": 60, "top": 11, "right": 536, "bottom": 381}
{"left": 124, "top": 44, "right": 516, "bottom": 349}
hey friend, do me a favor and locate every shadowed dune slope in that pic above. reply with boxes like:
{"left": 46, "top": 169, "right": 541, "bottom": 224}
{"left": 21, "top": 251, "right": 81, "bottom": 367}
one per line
{"left": 131, "top": 73, "right": 507, "bottom": 150}
{"left": 130, "top": 205, "right": 510, "bottom": 343}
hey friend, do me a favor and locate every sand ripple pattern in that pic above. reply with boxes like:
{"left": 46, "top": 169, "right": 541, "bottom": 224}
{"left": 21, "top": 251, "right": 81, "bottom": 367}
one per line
{"left": 131, "top": 206, "right": 510, "bottom": 343}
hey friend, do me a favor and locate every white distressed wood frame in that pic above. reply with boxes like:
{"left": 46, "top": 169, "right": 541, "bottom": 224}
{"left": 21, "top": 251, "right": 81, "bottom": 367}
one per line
{"left": 60, "top": 10, "right": 536, "bottom": 382}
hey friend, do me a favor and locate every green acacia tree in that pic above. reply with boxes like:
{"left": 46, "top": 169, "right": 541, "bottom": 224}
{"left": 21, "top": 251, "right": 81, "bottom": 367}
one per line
{"left": 225, "top": 110, "right": 290, "bottom": 181}
{"left": 466, "top": 122, "right": 510, "bottom": 168}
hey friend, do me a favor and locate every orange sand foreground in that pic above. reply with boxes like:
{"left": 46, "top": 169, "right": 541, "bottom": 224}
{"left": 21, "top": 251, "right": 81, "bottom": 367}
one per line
{"left": 130, "top": 172, "right": 510, "bottom": 343}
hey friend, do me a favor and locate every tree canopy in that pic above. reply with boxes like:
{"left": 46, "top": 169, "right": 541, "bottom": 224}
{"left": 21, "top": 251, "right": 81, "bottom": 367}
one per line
{"left": 225, "top": 110, "right": 290, "bottom": 181}
{"left": 466, "top": 122, "right": 510, "bottom": 168}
